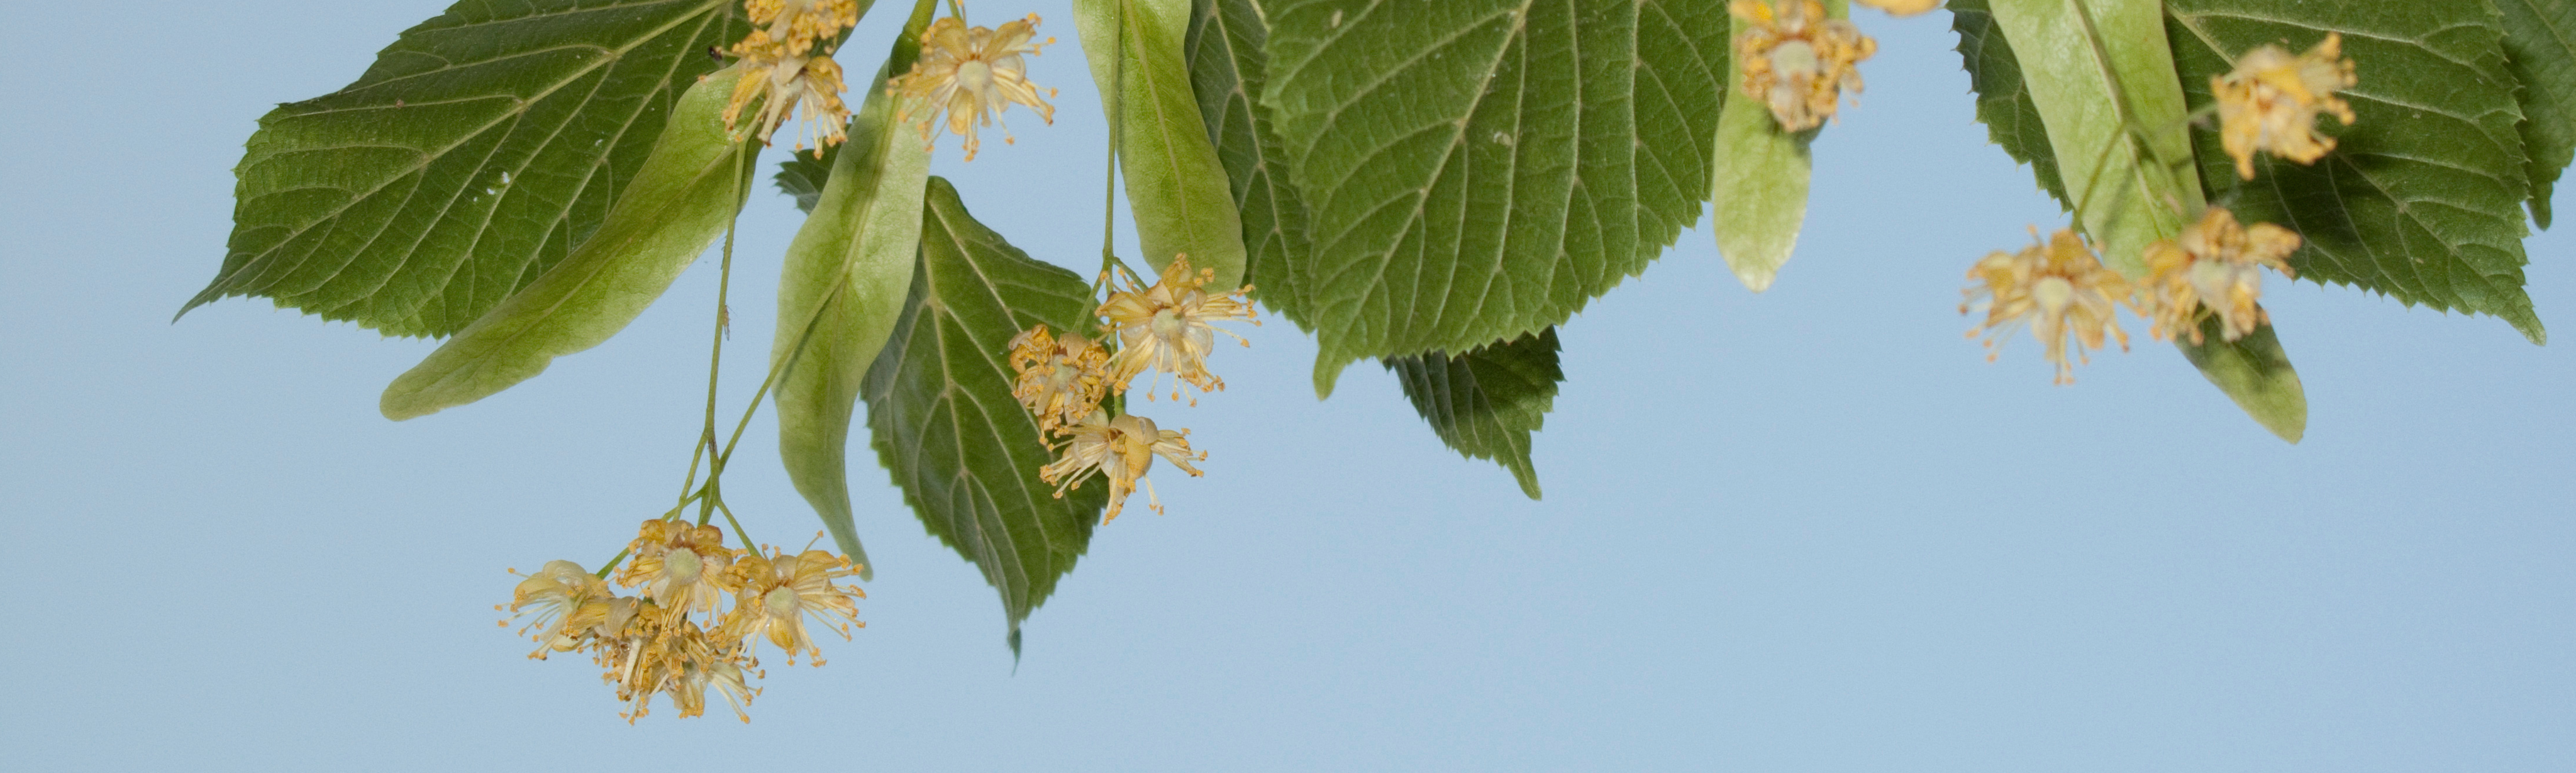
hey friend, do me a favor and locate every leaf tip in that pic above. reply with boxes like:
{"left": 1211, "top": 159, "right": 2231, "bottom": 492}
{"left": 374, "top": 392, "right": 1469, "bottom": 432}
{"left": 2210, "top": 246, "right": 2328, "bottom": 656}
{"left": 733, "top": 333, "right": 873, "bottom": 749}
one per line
{"left": 1312, "top": 354, "right": 1351, "bottom": 399}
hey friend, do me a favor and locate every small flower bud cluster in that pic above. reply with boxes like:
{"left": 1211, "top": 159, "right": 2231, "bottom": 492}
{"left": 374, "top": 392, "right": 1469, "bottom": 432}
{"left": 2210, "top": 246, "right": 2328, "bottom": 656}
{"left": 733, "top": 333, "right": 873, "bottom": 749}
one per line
{"left": 499, "top": 520, "right": 864, "bottom": 722}
{"left": 1011, "top": 255, "right": 1258, "bottom": 522}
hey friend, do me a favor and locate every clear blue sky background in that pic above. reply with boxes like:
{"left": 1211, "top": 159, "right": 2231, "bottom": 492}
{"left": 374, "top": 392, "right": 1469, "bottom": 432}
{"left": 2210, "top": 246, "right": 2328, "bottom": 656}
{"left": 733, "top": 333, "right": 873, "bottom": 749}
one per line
{"left": 4, "top": 2, "right": 2570, "bottom": 770}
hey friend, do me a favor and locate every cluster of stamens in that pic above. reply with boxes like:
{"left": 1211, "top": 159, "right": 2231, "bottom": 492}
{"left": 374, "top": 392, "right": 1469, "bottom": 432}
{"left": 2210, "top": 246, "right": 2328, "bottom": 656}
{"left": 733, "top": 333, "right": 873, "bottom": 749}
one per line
{"left": 886, "top": 11, "right": 1060, "bottom": 160}
{"left": 499, "top": 520, "right": 864, "bottom": 722}
{"left": 1731, "top": 0, "right": 1876, "bottom": 132}
{"left": 1011, "top": 255, "right": 1257, "bottom": 522}
{"left": 721, "top": 0, "right": 863, "bottom": 150}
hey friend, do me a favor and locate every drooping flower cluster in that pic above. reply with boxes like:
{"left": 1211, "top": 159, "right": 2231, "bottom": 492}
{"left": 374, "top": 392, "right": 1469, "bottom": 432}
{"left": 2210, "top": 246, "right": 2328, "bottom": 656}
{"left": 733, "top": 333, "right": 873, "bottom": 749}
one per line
{"left": 2214, "top": 32, "right": 2357, "bottom": 179}
{"left": 2143, "top": 208, "right": 2300, "bottom": 344}
{"left": 886, "top": 14, "right": 1060, "bottom": 161}
{"left": 1009, "top": 325, "right": 1111, "bottom": 437}
{"left": 1964, "top": 208, "right": 2304, "bottom": 381}
{"left": 1012, "top": 255, "right": 1255, "bottom": 523}
{"left": 723, "top": 0, "right": 863, "bottom": 150}
{"left": 1731, "top": 0, "right": 1876, "bottom": 132}
{"left": 1962, "top": 228, "right": 2133, "bottom": 385}
{"left": 500, "top": 520, "right": 865, "bottom": 722}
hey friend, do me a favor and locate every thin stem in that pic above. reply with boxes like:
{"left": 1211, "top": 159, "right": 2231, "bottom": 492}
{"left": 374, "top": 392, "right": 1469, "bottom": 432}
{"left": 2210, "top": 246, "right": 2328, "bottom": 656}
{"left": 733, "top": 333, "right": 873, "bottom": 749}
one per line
{"left": 1100, "top": 0, "right": 1126, "bottom": 279}
{"left": 946, "top": 0, "right": 966, "bottom": 23}
{"left": 717, "top": 498, "right": 758, "bottom": 558}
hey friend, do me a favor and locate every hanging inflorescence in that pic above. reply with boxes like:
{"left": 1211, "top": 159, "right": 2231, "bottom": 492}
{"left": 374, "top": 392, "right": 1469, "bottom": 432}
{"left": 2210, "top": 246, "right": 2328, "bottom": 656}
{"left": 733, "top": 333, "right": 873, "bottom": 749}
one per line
{"left": 500, "top": 521, "right": 865, "bottom": 723}
{"left": 1013, "top": 255, "right": 1258, "bottom": 523}
{"left": 1962, "top": 34, "right": 2355, "bottom": 382}
{"left": 723, "top": 0, "right": 865, "bottom": 150}
{"left": 886, "top": 12, "right": 1060, "bottom": 161}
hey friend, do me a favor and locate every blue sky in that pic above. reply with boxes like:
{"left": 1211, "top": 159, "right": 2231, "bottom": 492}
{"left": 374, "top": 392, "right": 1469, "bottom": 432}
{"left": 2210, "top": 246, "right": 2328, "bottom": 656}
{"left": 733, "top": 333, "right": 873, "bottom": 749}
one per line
{"left": 4, "top": 1, "right": 2570, "bottom": 770}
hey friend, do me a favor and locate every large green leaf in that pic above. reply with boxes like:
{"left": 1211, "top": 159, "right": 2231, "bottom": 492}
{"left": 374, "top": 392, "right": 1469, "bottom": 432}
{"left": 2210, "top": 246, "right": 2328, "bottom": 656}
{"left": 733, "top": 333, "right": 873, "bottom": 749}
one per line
{"left": 863, "top": 177, "right": 1108, "bottom": 654}
{"left": 1077, "top": 0, "right": 1251, "bottom": 286}
{"left": 1258, "top": 0, "right": 1729, "bottom": 395}
{"left": 1382, "top": 328, "right": 1562, "bottom": 500}
{"left": 2167, "top": 0, "right": 2546, "bottom": 343}
{"left": 1948, "top": 0, "right": 2071, "bottom": 209}
{"left": 1185, "top": 0, "right": 1314, "bottom": 320}
{"left": 2496, "top": 0, "right": 2576, "bottom": 228}
{"left": 186, "top": 0, "right": 746, "bottom": 337}
{"left": 769, "top": 0, "right": 939, "bottom": 586}
{"left": 379, "top": 67, "right": 758, "bottom": 421}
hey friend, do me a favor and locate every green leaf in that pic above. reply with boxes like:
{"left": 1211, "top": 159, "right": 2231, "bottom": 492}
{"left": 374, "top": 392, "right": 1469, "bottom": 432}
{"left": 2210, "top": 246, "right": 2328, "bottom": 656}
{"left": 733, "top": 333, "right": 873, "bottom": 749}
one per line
{"left": 770, "top": 11, "right": 940, "bottom": 584}
{"left": 2166, "top": 0, "right": 2546, "bottom": 343}
{"left": 775, "top": 144, "right": 841, "bottom": 214}
{"left": 1258, "top": 0, "right": 1729, "bottom": 395}
{"left": 1382, "top": 328, "right": 1562, "bottom": 500}
{"left": 863, "top": 177, "right": 1108, "bottom": 653}
{"left": 1185, "top": 0, "right": 1315, "bottom": 321}
{"left": 2495, "top": 0, "right": 2576, "bottom": 228}
{"left": 379, "top": 67, "right": 758, "bottom": 421}
{"left": 1948, "top": 0, "right": 2072, "bottom": 209}
{"left": 2177, "top": 317, "right": 2306, "bottom": 443}
{"left": 1077, "top": 0, "right": 1251, "bottom": 286}
{"left": 186, "top": 0, "right": 746, "bottom": 337}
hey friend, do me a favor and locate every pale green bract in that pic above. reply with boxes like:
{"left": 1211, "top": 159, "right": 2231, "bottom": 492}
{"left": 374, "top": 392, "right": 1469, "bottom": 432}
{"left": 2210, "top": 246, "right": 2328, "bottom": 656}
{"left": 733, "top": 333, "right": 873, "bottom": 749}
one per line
{"left": 379, "top": 67, "right": 759, "bottom": 421}
{"left": 1078, "top": 0, "right": 1251, "bottom": 286}
{"left": 769, "top": 3, "right": 940, "bottom": 584}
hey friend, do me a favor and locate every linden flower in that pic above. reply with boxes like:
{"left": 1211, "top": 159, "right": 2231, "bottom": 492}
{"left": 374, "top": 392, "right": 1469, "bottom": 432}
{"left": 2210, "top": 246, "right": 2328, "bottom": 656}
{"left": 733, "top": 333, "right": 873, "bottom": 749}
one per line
{"left": 1961, "top": 228, "right": 2133, "bottom": 385}
{"left": 2144, "top": 208, "right": 2301, "bottom": 344}
{"left": 2214, "top": 33, "right": 2357, "bottom": 179}
{"left": 722, "top": 549, "right": 865, "bottom": 665}
{"left": 887, "top": 15, "right": 1059, "bottom": 161}
{"left": 1732, "top": 0, "right": 1875, "bottom": 132}
{"left": 745, "top": 0, "right": 860, "bottom": 57}
{"left": 724, "top": 43, "right": 854, "bottom": 150}
{"left": 1008, "top": 324, "right": 1112, "bottom": 437}
{"left": 1854, "top": 0, "right": 1941, "bottom": 16}
{"left": 1039, "top": 411, "right": 1205, "bottom": 523}
{"left": 504, "top": 560, "right": 609, "bottom": 659}
{"left": 670, "top": 657, "right": 758, "bottom": 723}
{"left": 1099, "top": 255, "right": 1257, "bottom": 402}
{"left": 614, "top": 520, "right": 740, "bottom": 618}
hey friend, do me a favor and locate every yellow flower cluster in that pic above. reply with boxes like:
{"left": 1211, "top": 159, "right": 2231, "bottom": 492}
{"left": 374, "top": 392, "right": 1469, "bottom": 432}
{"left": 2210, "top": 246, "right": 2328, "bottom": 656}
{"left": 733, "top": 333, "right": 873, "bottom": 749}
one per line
{"left": 500, "top": 520, "right": 865, "bottom": 722}
{"left": 2144, "top": 208, "right": 2300, "bottom": 344}
{"left": 1962, "top": 35, "right": 2358, "bottom": 381}
{"left": 2214, "top": 33, "right": 2357, "bottom": 179}
{"left": 1963, "top": 209, "right": 2303, "bottom": 382}
{"left": 886, "top": 14, "right": 1060, "bottom": 161}
{"left": 1011, "top": 255, "right": 1257, "bottom": 522}
{"left": 1731, "top": 0, "right": 1876, "bottom": 132}
{"left": 1962, "top": 227, "right": 2133, "bottom": 386}
{"left": 722, "top": 0, "right": 863, "bottom": 150}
